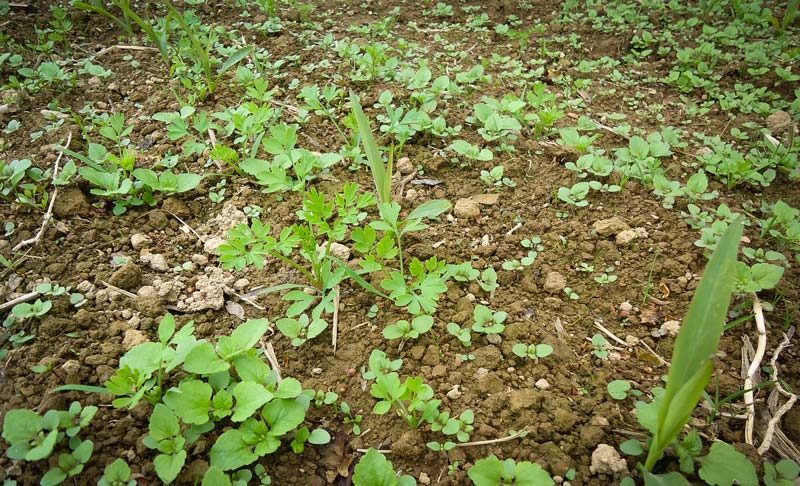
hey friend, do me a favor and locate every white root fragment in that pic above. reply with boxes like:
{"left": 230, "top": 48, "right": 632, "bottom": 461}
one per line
{"left": 757, "top": 328, "right": 797, "bottom": 455}
{"left": 744, "top": 295, "right": 768, "bottom": 446}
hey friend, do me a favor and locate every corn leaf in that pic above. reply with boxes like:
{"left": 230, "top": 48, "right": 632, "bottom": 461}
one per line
{"left": 644, "top": 218, "right": 743, "bottom": 470}
{"left": 350, "top": 91, "right": 391, "bottom": 204}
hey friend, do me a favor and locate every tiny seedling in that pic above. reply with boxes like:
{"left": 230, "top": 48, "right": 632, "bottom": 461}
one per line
{"left": 383, "top": 315, "right": 434, "bottom": 350}
{"left": 11, "top": 299, "right": 52, "bottom": 320}
{"left": 340, "top": 401, "right": 363, "bottom": 436}
{"left": 480, "top": 165, "right": 516, "bottom": 189}
{"left": 353, "top": 449, "right": 416, "bottom": 486}
{"left": 468, "top": 455, "right": 554, "bottom": 486}
{"left": 563, "top": 287, "right": 579, "bottom": 300}
{"left": 447, "top": 322, "right": 472, "bottom": 347}
{"left": 512, "top": 342, "right": 553, "bottom": 361}
{"left": 591, "top": 333, "right": 609, "bottom": 359}
{"left": 361, "top": 349, "right": 403, "bottom": 381}
{"left": 472, "top": 304, "right": 507, "bottom": 334}
{"left": 607, "top": 379, "right": 633, "bottom": 400}
{"left": 98, "top": 458, "right": 136, "bottom": 486}
{"left": 594, "top": 267, "right": 618, "bottom": 285}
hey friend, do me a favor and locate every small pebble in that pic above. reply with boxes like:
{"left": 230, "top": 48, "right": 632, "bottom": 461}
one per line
{"left": 311, "top": 368, "right": 322, "bottom": 375}
{"left": 535, "top": 379, "right": 551, "bottom": 390}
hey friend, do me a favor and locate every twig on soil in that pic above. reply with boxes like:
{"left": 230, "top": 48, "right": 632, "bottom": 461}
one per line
{"left": 744, "top": 295, "right": 768, "bottom": 446}
{"left": 554, "top": 317, "right": 566, "bottom": 341}
{"left": 100, "top": 280, "right": 137, "bottom": 298}
{"left": 13, "top": 133, "right": 72, "bottom": 252}
{"left": 230, "top": 290, "right": 264, "bottom": 310}
{"left": 261, "top": 340, "right": 282, "bottom": 383}
{"left": 455, "top": 427, "right": 531, "bottom": 447}
{"left": 332, "top": 286, "right": 340, "bottom": 355}
{"left": 505, "top": 222, "right": 523, "bottom": 237}
{"left": 163, "top": 209, "right": 202, "bottom": 241}
{"left": 593, "top": 321, "right": 628, "bottom": 348}
{"left": 638, "top": 340, "right": 668, "bottom": 367}
{"left": 757, "top": 327, "right": 797, "bottom": 455}
{"left": 95, "top": 45, "right": 158, "bottom": 56}
{"left": 0, "top": 290, "right": 40, "bottom": 312}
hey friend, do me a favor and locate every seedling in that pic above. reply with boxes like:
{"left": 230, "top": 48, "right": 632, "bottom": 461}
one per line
{"left": 447, "top": 322, "right": 472, "bottom": 347}
{"left": 480, "top": 165, "right": 516, "bottom": 188}
{"left": 591, "top": 333, "right": 609, "bottom": 359}
{"left": 764, "top": 459, "right": 800, "bottom": 486}
{"left": 383, "top": 315, "right": 435, "bottom": 350}
{"left": 340, "top": 401, "right": 363, "bottom": 435}
{"left": 98, "top": 458, "right": 135, "bottom": 486}
{"left": 607, "top": 379, "right": 632, "bottom": 400}
{"left": 361, "top": 349, "right": 403, "bottom": 381}
{"left": 11, "top": 299, "right": 52, "bottom": 320}
{"left": 353, "top": 449, "right": 416, "bottom": 486}
{"left": 557, "top": 182, "right": 590, "bottom": 206}
{"left": 594, "top": 267, "right": 618, "bottom": 285}
{"left": 472, "top": 304, "right": 507, "bottom": 334}
{"left": 468, "top": 456, "right": 554, "bottom": 486}
{"left": 430, "top": 408, "right": 474, "bottom": 442}
{"left": 309, "top": 390, "right": 338, "bottom": 409}
{"left": 512, "top": 342, "right": 553, "bottom": 361}
{"left": 370, "top": 372, "right": 441, "bottom": 429}
{"left": 97, "top": 458, "right": 136, "bottom": 486}
{"left": 563, "top": 287, "right": 579, "bottom": 300}
{"left": 276, "top": 314, "right": 327, "bottom": 347}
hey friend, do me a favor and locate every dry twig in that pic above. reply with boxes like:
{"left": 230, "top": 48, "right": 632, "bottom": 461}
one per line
{"left": 757, "top": 328, "right": 797, "bottom": 455}
{"left": 14, "top": 133, "right": 72, "bottom": 252}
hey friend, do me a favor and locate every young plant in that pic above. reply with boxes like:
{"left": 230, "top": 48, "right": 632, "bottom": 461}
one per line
{"left": 370, "top": 373, "right": 441, "bottom": 430}
{"left": 340, "top": 401, "right": 363, "bottom": 435}
{"left": 471, "top": 304, "right": 507, "bottom": 334}
{"left": 98, "top": 458, "right": 136, "bottom": 486}
{"left": 643, "top": 219, "right": 743, "bottom": 470}
{"left": 480, "top": 165, "right": 515, "bottom": 189}
{"left": 591, "top": 333, "right": 609, "bottom": 359}
{"left": 353, "top": 449, "right": 416, "bottom": 486}
{"left": 512, "top": 342, "right": 553, "bottom": 361}
{"left": 430, "top": 409, "right": 474, "bottom": 444}
{"left": 383, "top": 314, "right": 435, "bottom": 349}
{"left": 557, "top": 181, "right": 590, "bottom": 206}
{"left": 361, "top": 349, "right": 403, "bottom": 381}
{"left": 468, "top": 455, "right": 554, "bottom": 486}
{"left": 447, "top": 322, "right": 473, "bottom": 347}
{"left": 351, "top": 91, "right": 392, "bottom": 204}
{"left": 276, "top": 314, "right": 327, "bottom": 346}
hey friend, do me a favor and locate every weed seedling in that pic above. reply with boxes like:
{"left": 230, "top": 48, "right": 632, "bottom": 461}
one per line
{"left": 472, "top": 304, "right": 507, "bottom": 334}
{"left": 591, "top": 333, "right": 609, "bottom": 359}
{"left": 512, "top": 342, "right": 553, "bottom": 362}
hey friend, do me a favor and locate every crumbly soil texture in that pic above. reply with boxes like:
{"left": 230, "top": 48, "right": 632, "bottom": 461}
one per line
{"left": 1, "top": 1, "right": 799, "bottom": 485}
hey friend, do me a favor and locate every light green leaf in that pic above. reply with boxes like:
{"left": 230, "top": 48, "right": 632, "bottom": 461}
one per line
{"left": 698, "top": 441, "right": 758, "bottom": 486}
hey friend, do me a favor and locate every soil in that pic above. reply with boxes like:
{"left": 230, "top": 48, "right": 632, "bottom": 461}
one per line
{"left": 0, "top": 1, "right": 798, "bottom": 485}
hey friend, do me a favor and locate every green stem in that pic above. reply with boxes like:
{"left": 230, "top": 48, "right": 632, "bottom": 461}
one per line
{"left": 270, "top": 252, "right": 320, "bottom": 289}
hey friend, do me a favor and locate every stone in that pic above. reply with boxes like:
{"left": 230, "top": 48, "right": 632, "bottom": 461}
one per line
{"left": 396, "top": 156, "right": 413, "bottom": 174}
{"left": 544, "top": 272, "right": 567, "bottom": 293}
{"left": 615, "top": 229, "right": 638, "bottom": 245}
{"left": 766, "top": 110, "right": 792, "bottom": 133}
{"left": 472, "top": 193, "right": 499, "bottom": 205}
{"left": 53, "top": 187, "right": 90, "bottom": 218}
{"left": 446, "top": 385, "right": 462, "bottom": 400}
{"left": 431, "top": 365, "right": 447, "bottom": 378}
{"left": 418, "top": 472, "right": 431, "bottom": 485}
{"left": 108, "top": 263, "right": 142, "bottom": 290}
{"left": 122, "top": 329, "right": 148, "bottom": 350}
{"left": 130, "top": 234, "right": 152, "bottom": 250}
{"left": 325, "top": 242, "right": 351, "bottom": 261}
{"left": 661, "top": 320, "right": 681, "bottom": 337}
{"left": 204, "top": 237, "right": 227, "bottom": 255}
{"left": 593, "top": 217, "right": 630, "bottom": 237}
{"left": 454, "top": 198, "right": 480, "bottom": 218}
{"left": 140, "top": 251, "right": 169, "bottom": 272}
{"left": 233, "top": 278, "right": 250, "bottom": 290}
{"left": 134, "top": 295, "right": 165, "bottom": 318}
{"left": 148, "top": 210, "right": 169, "bottom": 230}
{"left": 589, "top": 444, "right": 627, "bottom": 476}
{"left": 535, "top": 379, "right": 551, "bottom": 390}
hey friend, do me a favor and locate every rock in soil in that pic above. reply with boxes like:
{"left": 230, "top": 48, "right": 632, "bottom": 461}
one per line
{"left": 53, "top": 187, "right": 91, "bottom": 218}
{"left": 108, "top": 263, "right": 142, "bottom": 290}
{"left": 589, "top": 444, "right": 627, "bottom": 476}
{"left": 593, "top": 217, "right": 630, "bottom": 237}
